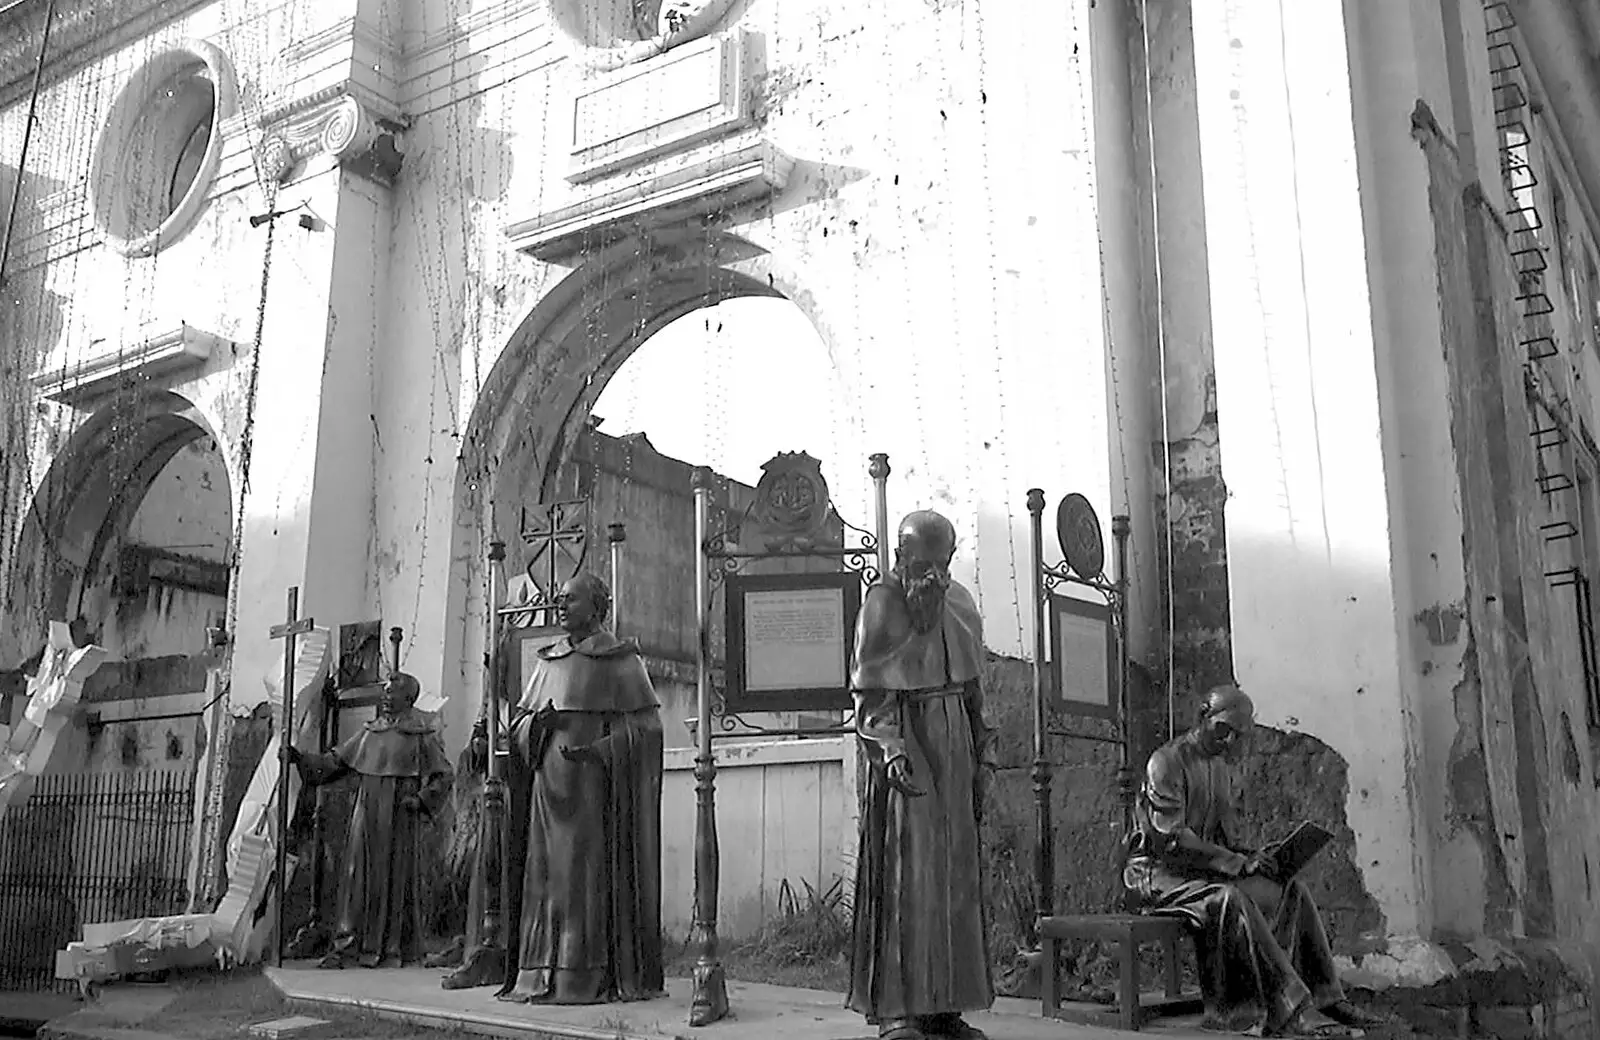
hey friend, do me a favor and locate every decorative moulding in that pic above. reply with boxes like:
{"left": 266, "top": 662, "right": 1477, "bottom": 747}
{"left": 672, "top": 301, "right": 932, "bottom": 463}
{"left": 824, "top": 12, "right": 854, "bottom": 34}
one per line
{"left": 29, "top": 323, "right": 227, "bottom": 406}
{"left": 505, "top": 140, "right": 794, "bottom": 263}
{"left": 256, "top": 84, "right": 407, "bottom": 188}
{"left": 0, "top": 0, "right": 212, "bottom": 110}
{"left": 567, "top": 29, "right": 755, "bottom": 184}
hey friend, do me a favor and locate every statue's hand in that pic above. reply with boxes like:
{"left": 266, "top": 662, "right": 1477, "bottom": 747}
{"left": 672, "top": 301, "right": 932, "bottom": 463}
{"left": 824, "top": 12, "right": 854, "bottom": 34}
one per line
{"left": 400, "top": 794, "right": 424, "bottom": 815}
{"left": 885, "top": 756, "right": 926, "bottom": 798}
{"left": 1217, "top": 851, "right": 1249, "bottom": 878}
{"left": 1242, "top": 850, "right": 1281, "bottom": 882}
{"left": 561, "top": 743, "right": 600, "bottom": 765}
{"left": 284, "top": 745, "right": 303, "bottom": 766}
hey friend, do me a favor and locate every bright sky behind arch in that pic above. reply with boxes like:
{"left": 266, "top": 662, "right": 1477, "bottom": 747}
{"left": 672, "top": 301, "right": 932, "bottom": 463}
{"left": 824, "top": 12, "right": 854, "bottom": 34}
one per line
{"left": 592, "top": 296, "right": 876, "bottom": 528}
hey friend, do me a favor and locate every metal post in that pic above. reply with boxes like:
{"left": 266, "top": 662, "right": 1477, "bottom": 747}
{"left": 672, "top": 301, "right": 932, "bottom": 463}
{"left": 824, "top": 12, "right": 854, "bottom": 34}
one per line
{"left": 271, "top": 587, "right": 301, "bottom": 968}
{"left": 688, "top": 467, "right": 729, "bottom": 1027}
{"left": 1026, "top": 490, "right": 1053, "bottom": 931}
{"left": 0, "top": 0, "right": 57, "bottom": 290}
{"left": 608, "top": 522, "right": 627, "bottom": 633}
{"left": 442, "top": 540, "right": 508, "bottom": 990}
{"left": 1112, "top": 515, "right": 1134, "bottom": 838}
{"left": 869, "top": 453, "right": 891, "bottom": 577}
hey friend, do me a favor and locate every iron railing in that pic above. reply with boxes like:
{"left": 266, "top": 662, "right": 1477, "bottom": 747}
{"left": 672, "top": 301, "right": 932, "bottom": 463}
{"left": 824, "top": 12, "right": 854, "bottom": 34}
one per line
{"left": 0, "top": 769, "right": 194, "bottom": 991}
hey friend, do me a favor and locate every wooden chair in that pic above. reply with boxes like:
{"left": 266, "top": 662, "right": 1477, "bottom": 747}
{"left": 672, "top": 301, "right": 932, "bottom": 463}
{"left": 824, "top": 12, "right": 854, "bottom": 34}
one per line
{"left": 1038, "top": 913, "right": 1203, "bottom": 1032}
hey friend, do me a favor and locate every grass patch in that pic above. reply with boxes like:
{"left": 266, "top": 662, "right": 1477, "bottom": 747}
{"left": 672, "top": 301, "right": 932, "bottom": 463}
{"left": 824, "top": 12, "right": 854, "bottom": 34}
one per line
{"left": 667, "top": 877, "right": 852, "bottom": 992}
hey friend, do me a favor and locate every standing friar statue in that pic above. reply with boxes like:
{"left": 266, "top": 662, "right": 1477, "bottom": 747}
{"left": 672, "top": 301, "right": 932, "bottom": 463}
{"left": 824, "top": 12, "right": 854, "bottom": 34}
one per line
{"left": 496, "top": 571, "right": 666, "bottom": 1005}
{"left": 848, "top": 510, "right": 997, "bottom": 1040}
{"left": 287, "top": 671, "right": 453, "bottom": 968}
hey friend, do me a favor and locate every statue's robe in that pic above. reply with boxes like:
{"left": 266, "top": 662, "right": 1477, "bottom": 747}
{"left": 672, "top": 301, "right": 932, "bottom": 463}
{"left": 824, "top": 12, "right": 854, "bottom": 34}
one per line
{"left": 297, "top": 710, "right": 453, "bottom": 965}
{"left": 1122, "top": 733, "right": 1345, "bottom": 1028}
{"left": 499, "top": 631, "right": 665, "bottom": 1005}
{"left": 848, "top": 576, "right": 995, "bottom": 1024}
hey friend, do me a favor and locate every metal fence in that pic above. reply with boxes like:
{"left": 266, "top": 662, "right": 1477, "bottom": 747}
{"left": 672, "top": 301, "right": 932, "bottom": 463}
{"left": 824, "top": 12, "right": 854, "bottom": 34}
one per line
{"left": 0, "top": 769, "right": 195, "bottom": 991}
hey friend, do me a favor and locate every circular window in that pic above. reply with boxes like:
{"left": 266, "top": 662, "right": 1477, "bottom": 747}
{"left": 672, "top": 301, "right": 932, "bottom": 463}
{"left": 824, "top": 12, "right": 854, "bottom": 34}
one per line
{"left": 89, "top": 40, "right": 235, "bottom": 258}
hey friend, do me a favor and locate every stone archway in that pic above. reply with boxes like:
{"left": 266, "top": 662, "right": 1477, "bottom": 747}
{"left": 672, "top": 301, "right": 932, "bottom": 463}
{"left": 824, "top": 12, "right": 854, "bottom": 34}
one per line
{"left": 442, "top": 229, "right": 839, "bottom": 746}
{"left": 2, "top": 390, "right": 234, "bottom": 772}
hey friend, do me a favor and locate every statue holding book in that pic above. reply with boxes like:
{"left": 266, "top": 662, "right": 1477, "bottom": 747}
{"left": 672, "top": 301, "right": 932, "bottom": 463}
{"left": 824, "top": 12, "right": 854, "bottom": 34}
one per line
{"left": 1122, "top": 685, "right": 1385, "bottom": 1037}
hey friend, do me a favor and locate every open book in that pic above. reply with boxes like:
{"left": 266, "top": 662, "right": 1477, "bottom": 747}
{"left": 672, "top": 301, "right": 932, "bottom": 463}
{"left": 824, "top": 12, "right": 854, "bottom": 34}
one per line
{"left": 1264, "top": 821, "right": 1334, "bottom": 880}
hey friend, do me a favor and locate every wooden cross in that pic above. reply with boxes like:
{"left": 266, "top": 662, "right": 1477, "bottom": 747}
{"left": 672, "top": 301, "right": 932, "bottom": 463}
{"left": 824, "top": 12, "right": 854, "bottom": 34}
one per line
{"left": 269, "top": 587, "right": 313, "bottom": 968}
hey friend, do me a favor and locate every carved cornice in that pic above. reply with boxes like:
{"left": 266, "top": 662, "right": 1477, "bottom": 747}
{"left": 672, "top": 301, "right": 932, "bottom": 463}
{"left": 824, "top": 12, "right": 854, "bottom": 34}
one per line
{"left": 256, "top": 84, "right": 406, "bottom": 188}
{"left": 29, "top": 323, "right": 226, "bottom": 406}
{"left": 0, "top": 0, "right": 211, "bottom": 110}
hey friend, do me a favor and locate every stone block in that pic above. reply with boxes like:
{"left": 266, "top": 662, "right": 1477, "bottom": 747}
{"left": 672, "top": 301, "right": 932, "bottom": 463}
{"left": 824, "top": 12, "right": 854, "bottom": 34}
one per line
{"left": 1396, "top": 1003, "right": 1469, "bottom": 1037}
{"left": 246, "top": 1016, "right": 334, "bottom": 1039}
{"left": 1472, "top": 1004, "right": 1542, "bottom": 1040}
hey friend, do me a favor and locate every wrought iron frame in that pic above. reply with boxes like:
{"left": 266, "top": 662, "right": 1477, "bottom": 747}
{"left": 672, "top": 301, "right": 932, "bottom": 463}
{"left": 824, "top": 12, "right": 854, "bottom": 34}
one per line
{"left": 699, "top": 496, "right": 881, "bottom": 739}
{"left": 685, "top": 452, "right": 892, "bottom": 1027}
{"left": 1026, "top": 489, "right": 1132, "bottom": 932}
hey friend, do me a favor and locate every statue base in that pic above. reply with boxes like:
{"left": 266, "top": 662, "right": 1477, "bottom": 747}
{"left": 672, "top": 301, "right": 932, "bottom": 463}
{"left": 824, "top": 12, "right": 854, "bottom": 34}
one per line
{"left": 441, "top": 944, "right": 505, "bottom": 990}
{"left": 688, "top": 961, "right": 729, "bottom": 1027}
{"left": 284, "top": 923, "right": 330, "bottom": 960}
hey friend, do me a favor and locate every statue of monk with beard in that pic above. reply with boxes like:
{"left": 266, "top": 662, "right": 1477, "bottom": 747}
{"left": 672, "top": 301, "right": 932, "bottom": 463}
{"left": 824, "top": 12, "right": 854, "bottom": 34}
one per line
{"left": 848, "top": 510, "right": 996, "bottom": 1040}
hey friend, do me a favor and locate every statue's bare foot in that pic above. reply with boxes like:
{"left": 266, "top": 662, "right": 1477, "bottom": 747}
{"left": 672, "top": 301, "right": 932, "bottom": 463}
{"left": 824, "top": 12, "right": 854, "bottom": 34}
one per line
{"left": 315, "top": 953, "right": 345, "bottom": 970}
{"left": 356, "top": 952, "right": 382, "bottom": 969}
{"left": 495, "top": 991, "right": 530, "bottom": 1004}
{"left": 376, "top": 956, "right": 402, "bottom": 970}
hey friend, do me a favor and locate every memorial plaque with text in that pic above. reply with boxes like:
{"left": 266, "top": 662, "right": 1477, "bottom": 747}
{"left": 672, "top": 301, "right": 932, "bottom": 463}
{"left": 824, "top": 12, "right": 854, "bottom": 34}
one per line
{"left": 1049, "top": 593, "right": 1115, "bottom": 719}
{"left": 726, "top": 572, "right": 861, "bottom": 713}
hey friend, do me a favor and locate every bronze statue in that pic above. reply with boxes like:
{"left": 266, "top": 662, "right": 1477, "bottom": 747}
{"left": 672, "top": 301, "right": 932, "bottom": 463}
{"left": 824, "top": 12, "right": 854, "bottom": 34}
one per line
{"left": 497, "top": 572, "right": 666, "bottom": 1005}
{"left": 848, "top": 510, "right": 995, "bottom": 1040}
{"left": 287, "top": 672, "right": 453, "bottom": 969}
{"left": 1123, "top": 685, "right": 1386, "bottom": 1036}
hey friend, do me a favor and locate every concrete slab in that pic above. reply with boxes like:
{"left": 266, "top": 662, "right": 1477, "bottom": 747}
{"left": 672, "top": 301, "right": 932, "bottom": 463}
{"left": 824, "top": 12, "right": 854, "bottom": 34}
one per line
{"left": 39, "top": 983, "right": 181, "bottom": 1040}
{"left": 267, "top": 965, "right": 1216, "bottom": 1040}
{"left": 246, "top": 1015, "right": 336, "bottom": 1039}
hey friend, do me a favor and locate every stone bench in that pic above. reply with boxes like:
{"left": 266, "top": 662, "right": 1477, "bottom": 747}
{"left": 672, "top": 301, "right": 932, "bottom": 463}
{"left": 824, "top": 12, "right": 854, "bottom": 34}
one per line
{"left": 1038, "top": 913, "right": 1204, "bottom": 1032}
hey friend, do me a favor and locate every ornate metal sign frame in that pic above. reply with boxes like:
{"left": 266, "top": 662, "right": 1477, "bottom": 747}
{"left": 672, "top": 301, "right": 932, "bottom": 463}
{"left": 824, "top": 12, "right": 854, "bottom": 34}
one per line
{"left": 724, "top": 571, "right": 862, "bottom": 714}
{"left": 697, "top": 452, "right": 886, "bottom": 737}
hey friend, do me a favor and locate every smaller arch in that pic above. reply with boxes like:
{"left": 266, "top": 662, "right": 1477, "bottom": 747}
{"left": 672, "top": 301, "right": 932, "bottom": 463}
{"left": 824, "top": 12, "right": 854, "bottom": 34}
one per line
{"left": 2, "top": 392, "right": 232, "bottom": 666}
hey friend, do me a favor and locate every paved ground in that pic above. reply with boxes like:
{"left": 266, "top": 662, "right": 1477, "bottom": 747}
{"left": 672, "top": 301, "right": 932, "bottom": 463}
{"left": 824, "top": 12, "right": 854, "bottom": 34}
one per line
{"left": 268, "top": 964, "right": 1219, "bottom": 1040}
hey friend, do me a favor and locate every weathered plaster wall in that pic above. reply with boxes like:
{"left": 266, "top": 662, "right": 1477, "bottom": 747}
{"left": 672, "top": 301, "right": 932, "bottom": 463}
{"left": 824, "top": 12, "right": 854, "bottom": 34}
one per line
{"left": 371, "top": 0, "right": 1119, "bottom": 753}
{"left": 1191, "top": 0, "right": 1426, "bottom": 940}
{"left": 0, "top": 0, "right": 396, "bottom": 725}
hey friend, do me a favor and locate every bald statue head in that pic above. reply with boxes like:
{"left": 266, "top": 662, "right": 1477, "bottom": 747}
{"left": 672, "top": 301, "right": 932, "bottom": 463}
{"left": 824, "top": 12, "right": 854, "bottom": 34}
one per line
{"left": 1194, "top": 683, "right": 1255, "bottom": 762}
{"left": 894, "top": 510, "right": 958, "bottom": 634}
{"left": 379, "top": 671, "right": 421, "bottom": 718}
{"left": 555, "top": 572, "right": 613, "bottom": 640}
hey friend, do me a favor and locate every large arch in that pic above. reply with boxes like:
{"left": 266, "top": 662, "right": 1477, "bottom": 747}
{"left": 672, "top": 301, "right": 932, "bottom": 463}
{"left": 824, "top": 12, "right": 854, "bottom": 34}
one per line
{"left": 441, "top": 228, "right": 842, "bottom": 742}
{"left": 2, "top": 390, "right": 233, "bottom": 669}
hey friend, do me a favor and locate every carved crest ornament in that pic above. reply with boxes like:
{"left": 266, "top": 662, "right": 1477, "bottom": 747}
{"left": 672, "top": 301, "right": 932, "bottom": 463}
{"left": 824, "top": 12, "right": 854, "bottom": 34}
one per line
{"left": 752, "top": 451, "right": 832, "bottom": 550}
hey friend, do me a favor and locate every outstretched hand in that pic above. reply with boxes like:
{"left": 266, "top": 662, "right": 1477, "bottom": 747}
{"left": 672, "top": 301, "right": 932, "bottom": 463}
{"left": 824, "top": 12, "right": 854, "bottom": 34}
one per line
{"left": 1242, "top": 849, "right": 1283, "bottom": 882}
{"left": 885, "top": 756, "right": 926, "bottom": 798}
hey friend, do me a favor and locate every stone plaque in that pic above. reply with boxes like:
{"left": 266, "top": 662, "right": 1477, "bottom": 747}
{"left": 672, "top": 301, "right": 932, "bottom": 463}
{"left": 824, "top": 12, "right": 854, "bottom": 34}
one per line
{"left": 568, "top": 30, "right": 752, "bottom": 182}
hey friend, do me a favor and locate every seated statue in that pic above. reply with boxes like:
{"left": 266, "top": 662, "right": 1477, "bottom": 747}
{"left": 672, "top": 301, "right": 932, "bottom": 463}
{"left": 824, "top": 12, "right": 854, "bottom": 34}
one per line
{"left": 1122, "top": 685, "right": 1385, "bottom": 1037}
{"left": 288, "top": 672, "right": 453, "bottom": 968}
{"left": 497, "top": 572, "right": 666, "bottom": 1005}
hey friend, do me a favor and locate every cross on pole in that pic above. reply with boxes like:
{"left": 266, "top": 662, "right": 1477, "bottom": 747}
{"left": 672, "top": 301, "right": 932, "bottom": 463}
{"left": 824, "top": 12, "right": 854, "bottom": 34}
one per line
{"left": 269, "top": 587, "right": 314, "bottom": 968}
